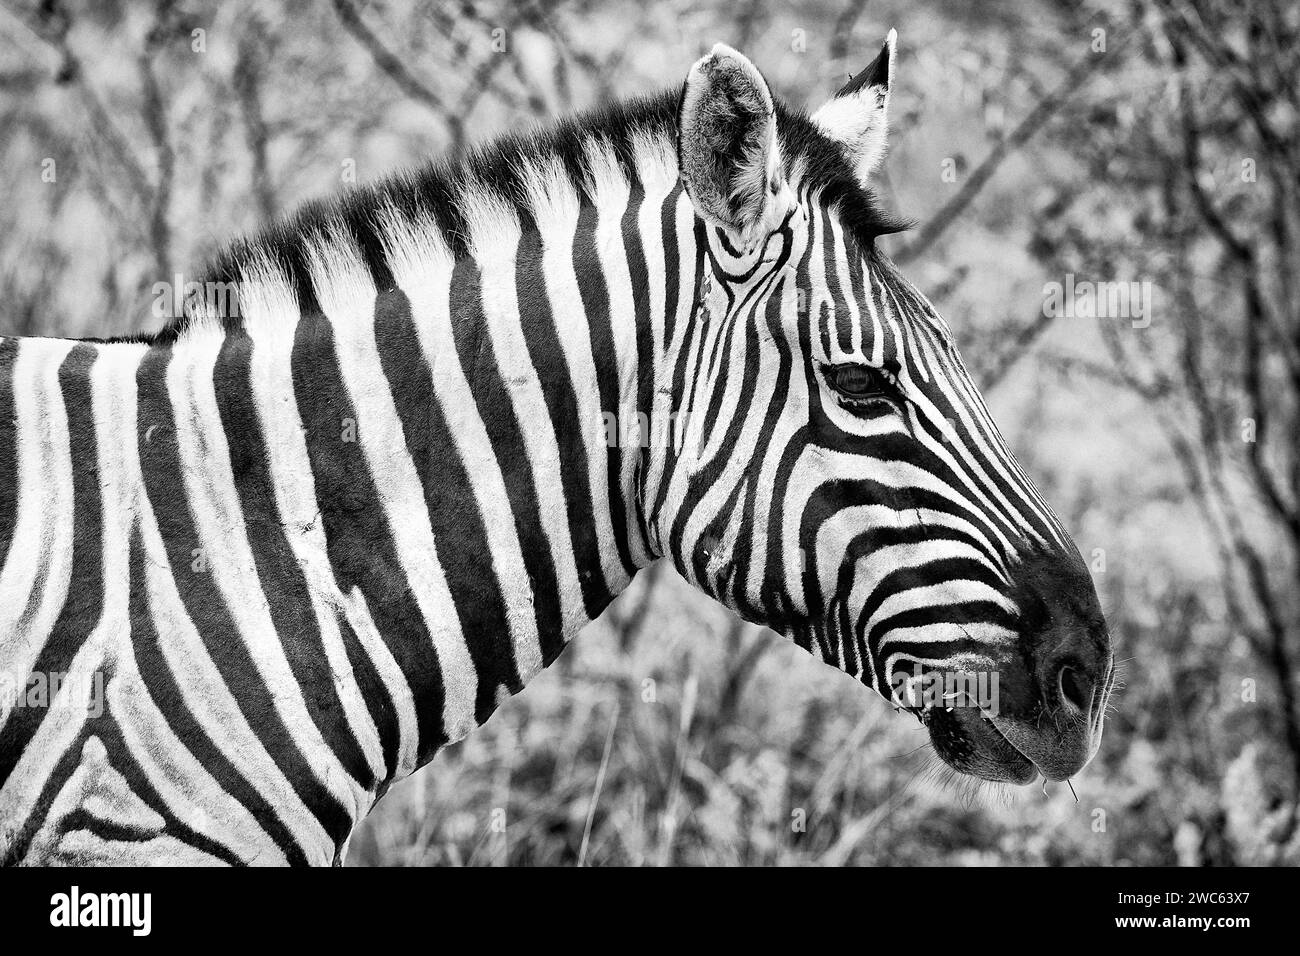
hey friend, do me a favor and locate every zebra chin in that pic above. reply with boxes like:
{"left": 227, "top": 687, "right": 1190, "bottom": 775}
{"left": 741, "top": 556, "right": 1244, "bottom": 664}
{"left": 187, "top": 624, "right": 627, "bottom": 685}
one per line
{"left": 925, "top": 706, "right": 1042, "bottom": 785}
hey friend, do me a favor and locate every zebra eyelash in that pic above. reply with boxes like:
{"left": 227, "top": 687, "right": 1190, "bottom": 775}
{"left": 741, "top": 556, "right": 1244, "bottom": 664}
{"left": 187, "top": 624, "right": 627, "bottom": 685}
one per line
{"left": 821, "top": 361, "right": 904, "bottom": 412}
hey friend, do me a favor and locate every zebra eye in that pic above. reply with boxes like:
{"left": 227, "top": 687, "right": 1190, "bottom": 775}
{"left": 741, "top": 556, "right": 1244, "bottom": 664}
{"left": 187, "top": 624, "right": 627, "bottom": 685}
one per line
{"left": 825, "top": 363, "right": 895, "bottom": 400}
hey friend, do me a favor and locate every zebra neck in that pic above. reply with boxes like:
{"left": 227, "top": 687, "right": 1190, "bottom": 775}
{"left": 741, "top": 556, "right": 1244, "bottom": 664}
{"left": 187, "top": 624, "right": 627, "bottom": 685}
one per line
{"left": 164, "top": 155, "right": 698, "bottom": 750}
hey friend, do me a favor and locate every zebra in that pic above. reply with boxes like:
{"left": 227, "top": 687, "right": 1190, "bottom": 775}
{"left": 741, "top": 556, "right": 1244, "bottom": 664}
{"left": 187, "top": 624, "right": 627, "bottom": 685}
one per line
{"left": 0, "top": 32, "right": 1114, "bottom": 866}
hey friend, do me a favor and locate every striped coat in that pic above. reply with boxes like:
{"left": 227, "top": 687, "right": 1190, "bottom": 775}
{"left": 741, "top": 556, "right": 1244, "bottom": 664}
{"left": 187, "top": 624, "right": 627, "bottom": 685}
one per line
{"left": 0, "top": 35, "right": 1113, "bottom": 865}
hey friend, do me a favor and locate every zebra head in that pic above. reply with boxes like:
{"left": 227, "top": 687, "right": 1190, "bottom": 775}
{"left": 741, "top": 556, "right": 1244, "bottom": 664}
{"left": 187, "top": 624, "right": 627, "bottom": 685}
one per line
{"left": 661, "top": 34, "right": 1114, "bottom": 785}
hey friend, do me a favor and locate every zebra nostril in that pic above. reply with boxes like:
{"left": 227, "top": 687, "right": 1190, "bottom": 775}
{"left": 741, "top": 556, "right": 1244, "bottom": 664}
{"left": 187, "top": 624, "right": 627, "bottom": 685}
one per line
{"left": 1058, "top": 664, "right": 1091, "bottom": 713}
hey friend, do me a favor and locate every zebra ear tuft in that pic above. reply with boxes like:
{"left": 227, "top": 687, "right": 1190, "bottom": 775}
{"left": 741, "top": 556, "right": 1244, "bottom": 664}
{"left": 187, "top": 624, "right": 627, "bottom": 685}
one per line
{"left": 678, "top": 43, "right": 784, "bottom": 241}
{"left": 812, "top": 29, "right": 897, "bottom": 185}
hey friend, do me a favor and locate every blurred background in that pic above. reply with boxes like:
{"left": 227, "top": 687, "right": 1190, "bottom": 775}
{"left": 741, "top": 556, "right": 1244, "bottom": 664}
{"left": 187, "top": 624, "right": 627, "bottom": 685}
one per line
{"left": 1, "top": 0, "right": 1297, "bottom": 865}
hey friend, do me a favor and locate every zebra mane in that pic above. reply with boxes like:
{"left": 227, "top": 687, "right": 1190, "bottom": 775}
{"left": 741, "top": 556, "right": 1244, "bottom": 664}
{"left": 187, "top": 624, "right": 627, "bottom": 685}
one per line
{"left": 155, "top": 86, "right": 906, "bottom": 343}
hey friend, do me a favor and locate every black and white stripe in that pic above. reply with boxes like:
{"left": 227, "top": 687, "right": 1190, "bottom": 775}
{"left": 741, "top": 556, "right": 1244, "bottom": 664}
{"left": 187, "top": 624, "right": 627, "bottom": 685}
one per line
{"left": 0, "top": 38, "right": 1109, "bottom": 865}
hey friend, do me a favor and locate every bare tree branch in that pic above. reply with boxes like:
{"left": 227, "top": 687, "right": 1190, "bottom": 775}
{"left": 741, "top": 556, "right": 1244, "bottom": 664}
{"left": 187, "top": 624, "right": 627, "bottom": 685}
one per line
{"left": 234, "top": 18, "right": 276, "bottom": 222}
{"left": 330, "top": 0, "right": 464, "bottom": 146}
{"left": 979, "top": 309, "right": 1059, "bottom": 391}
{"left": 138, "top": 0, "right": 176, "bottom": 279}
{"left": 893, "top": 31, "right": 1125, "bottom": 266}
{"left": 5, "top": 0, "right": 153, "bottom": 206}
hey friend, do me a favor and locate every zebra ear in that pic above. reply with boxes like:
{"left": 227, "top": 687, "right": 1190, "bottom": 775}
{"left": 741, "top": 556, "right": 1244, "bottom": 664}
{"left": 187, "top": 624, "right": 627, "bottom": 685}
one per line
{"left": 678, "top": 43, "right": 785, "bottom": 241}
{"left": 812, "top": 29, "right": 897, "bottom": 185}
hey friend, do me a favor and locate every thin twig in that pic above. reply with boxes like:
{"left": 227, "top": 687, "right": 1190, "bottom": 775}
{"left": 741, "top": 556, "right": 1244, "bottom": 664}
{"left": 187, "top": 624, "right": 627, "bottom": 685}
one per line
{"left": 577, "top": 702, "right": 620, "bottom": 867}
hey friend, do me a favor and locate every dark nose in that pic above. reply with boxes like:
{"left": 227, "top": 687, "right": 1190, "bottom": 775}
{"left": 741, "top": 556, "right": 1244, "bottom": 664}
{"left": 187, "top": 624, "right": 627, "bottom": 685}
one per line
{"left": 1009, "top": 545, "right": 1112, "bottom": 719}
{"left": 1037, "top": 626, "right": 1110, "bottom": 722}
{"left": 992, "top": 547, "right": 1114, "bottom": 780}
{"left": 1004, "top": 623, "right": 1112, "bottom": 780}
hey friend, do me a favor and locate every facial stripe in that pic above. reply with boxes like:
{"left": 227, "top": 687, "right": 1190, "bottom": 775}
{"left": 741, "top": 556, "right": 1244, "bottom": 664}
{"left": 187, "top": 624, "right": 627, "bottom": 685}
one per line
{"left": 654, "top": 172, "right": 1092, "bottom": 702}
